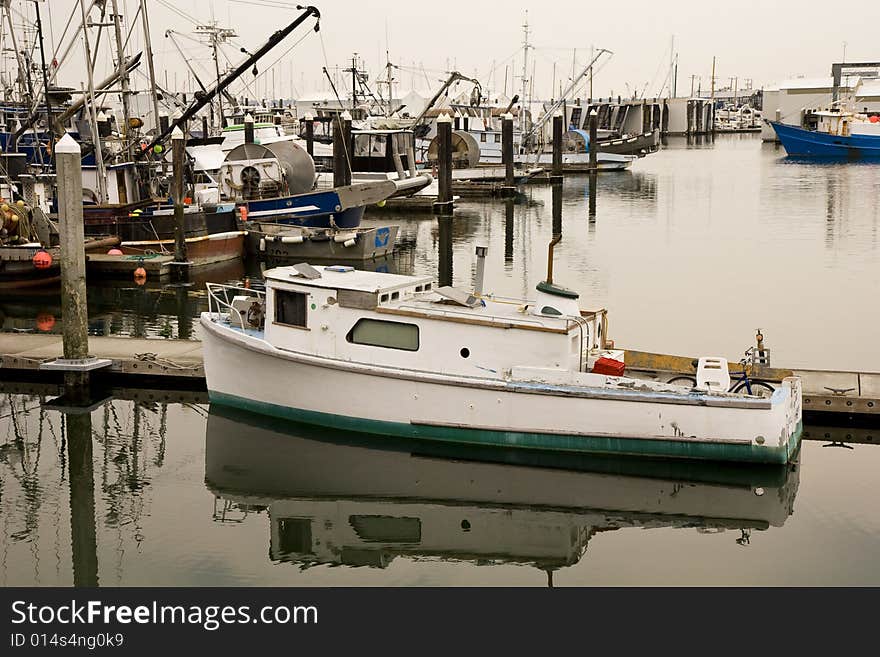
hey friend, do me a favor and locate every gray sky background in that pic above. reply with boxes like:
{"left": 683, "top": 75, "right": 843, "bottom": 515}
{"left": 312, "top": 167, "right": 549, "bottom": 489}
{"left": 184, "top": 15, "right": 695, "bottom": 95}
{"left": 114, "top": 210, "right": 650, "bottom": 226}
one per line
{"left": 20, "top": 1, "right": 880, "bottom": 101}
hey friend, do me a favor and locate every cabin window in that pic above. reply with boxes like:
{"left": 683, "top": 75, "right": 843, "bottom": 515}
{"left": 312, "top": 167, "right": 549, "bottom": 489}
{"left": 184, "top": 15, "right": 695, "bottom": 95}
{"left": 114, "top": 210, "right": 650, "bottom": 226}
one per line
{"left": 541, "top": 306, "right": 563, "bottom": 316}
{"left": 277, "top": 518, "right": 313, "bottom": 555}
{"left": 480, "top": 133, "right": 487, "bottom": 142}
{"left": 275, "top": 290, "right": 308, "bottom": 328}
{"left": 347, "top": 318, "right": 419, "bottom": 351}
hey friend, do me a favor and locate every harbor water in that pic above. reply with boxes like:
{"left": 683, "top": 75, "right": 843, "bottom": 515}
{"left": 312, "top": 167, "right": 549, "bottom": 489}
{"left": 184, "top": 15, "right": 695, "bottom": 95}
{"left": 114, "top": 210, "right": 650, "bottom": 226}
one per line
{"left": 1, "top": 135, "right": 879, "bottom": 585}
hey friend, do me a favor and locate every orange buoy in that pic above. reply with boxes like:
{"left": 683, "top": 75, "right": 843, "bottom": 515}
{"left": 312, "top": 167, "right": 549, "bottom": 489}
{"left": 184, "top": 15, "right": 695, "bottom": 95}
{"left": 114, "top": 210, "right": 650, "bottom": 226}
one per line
{"left": 133, "top": 266, "right": 147, "bottom": 283}
{"left": 32, "top": 250, "right": 53, "bottom": 269}
{"left": 35, "top": 313, "right": 56, "bottom": 332}
{"left": 108, "top": 247, "right": 123, "bottom": 256}
{"left": 870, "top": 116, "right": 880, "bottom": 124}
{"left": 243, "top": 278, "right": 251, "bottom": 289}
{"left": 238, "top": 205, "right": 249, "bottom": 222}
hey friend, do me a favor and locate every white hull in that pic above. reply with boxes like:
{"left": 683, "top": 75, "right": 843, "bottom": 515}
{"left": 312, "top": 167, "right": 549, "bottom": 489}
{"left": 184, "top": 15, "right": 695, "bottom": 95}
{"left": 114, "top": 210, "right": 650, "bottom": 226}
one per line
{"left": 201, "top": 316, "right": 803, "bottom": 463}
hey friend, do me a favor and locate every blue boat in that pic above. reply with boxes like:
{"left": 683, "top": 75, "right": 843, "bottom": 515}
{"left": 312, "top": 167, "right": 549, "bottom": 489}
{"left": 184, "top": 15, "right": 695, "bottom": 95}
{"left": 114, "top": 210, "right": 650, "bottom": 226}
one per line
{"left": 242, "top": 179, "right": 404, "bottom": 229}
{"left": 243, "top": 187, "right": 365, "bottom": 228}
{"left": 769, "top": 116, "right": 880, "bottom": 158}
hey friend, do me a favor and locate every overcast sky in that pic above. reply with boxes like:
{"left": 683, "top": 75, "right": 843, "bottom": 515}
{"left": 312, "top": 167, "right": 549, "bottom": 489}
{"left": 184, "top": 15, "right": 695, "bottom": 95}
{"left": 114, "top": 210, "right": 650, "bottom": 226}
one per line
{"left": 15, "top": 1, "right": 880, "bottom": 102}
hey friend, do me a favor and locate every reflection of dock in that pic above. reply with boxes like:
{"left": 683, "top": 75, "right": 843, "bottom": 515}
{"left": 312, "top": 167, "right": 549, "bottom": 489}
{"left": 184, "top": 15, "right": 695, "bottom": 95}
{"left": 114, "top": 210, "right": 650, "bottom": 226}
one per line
{"left": 205, "top": 407, "right": 800, "bottom": 573}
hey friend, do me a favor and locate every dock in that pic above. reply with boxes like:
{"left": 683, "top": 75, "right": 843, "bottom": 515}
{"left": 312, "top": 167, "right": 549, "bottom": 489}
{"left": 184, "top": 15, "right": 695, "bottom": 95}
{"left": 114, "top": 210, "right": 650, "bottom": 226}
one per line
{"left": 0, "top": 333, "right": 203, "bottom": 380}
{"left": 86, "top": 253, "right": 175, "bottom": 277}
{"left": 1, "top": 334, "right": 878, "bottom": 423}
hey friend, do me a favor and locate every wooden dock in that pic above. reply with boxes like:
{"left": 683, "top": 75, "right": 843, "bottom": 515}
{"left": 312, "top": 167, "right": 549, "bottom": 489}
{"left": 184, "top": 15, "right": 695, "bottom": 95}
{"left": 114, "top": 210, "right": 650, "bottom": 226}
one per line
{"left": 1, "top": 334, "right": 878, "bottom": 423}
{"left": 0, "top": 333, "right": 203, "bottom": 380}
{"left": 86, "top": 253, "right": 175, "bottom": 277}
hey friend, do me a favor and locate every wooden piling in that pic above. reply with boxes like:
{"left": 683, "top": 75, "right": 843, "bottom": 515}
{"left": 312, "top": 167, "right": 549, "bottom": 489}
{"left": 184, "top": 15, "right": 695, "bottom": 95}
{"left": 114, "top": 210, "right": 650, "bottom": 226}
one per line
{"left": 304, "top": 112, "right": 314, "bottom": 157}
{"left": 55, "top": 134, "right": 90, "bottom": 391}
{"left": 433, "top": 113, "right": 454, "bottom": 214}
{"left": 589, "top": 109, "right": 598, "bottom": 171}
{"left": 501, "top": 112, "right": 516, "bottom": 197}
{"left": 244, "top": 112, "right": 255, "bottom": 144}
{"left": 171, "top": 127, "right": 189, "bottom": 274}
{"left": 201, "top": 115, "right": 209, "bottom": 138}
{"left": 551, "top": 112, "right": 564, "bottom": 183}
{"left": 333, "top": 111, "right": 352, "bottom": 188}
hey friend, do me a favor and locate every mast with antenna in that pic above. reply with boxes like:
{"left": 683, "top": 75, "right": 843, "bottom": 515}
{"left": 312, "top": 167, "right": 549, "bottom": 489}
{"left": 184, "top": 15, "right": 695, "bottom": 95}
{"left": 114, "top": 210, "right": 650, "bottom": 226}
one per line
{"left": 139, "top": 0, "right": 161, "bottom": 136}
{"left": 519, "top": 11, "right": 530, "bottom": 143}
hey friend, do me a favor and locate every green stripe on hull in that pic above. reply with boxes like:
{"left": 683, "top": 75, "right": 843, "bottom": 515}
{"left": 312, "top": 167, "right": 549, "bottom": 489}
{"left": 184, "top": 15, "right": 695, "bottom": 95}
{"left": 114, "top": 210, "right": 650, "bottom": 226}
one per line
{"left": 209, "top": 391, "right": 803, "bottom": 464}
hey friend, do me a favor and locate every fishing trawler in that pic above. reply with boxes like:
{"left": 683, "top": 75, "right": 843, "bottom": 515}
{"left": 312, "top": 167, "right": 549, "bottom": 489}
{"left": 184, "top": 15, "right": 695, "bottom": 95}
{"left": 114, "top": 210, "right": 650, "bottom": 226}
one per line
{"left": 201, "top": 247, "right": 803, "bottom": 465}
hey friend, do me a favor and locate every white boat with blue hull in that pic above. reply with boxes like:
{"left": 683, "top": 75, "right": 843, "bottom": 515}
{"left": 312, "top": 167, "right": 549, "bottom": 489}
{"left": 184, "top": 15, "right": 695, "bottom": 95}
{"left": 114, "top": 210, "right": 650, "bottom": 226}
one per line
{"left": 201, "top": 260, "right": 803, "bottom": 465}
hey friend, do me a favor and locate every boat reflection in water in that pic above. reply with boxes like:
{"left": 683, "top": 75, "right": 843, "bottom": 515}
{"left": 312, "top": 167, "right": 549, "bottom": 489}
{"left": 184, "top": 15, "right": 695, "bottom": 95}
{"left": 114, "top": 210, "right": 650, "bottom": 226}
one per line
{"left": 205, "top": 407, "right": 800, "bottom": 577}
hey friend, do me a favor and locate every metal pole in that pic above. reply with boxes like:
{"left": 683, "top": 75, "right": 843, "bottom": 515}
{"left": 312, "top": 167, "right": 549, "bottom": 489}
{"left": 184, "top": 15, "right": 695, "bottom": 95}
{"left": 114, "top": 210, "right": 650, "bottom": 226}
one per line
{"left": 56, "top": 134, "right": 90, "bottom": 391}
{"left": 171, "top": 127, "right": 189, "bottom": 268}
{"left": 139, "top": 0, "right": 162, "bottom": 135}
{"left": 33, "top": 1, "right": 54, "bottom": 167}
{"left": 79, "top": 0, "right": 108, "bottom": 203}
{"left": 109, "top": 0, "right": 133, "bottom": 160}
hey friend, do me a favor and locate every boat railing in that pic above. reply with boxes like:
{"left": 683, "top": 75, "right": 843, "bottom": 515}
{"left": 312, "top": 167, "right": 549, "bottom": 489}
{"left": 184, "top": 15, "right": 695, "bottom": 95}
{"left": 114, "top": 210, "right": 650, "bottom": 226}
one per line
{"left": 206, "top": 283, "right": 266, "bottom": 332}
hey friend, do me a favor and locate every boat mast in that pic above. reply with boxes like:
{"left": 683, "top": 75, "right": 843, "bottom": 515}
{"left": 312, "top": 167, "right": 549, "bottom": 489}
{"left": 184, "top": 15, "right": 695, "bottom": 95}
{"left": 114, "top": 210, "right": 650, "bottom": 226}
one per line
{"left": 139, "top": 0, "right": 161, "bottom": 138}
{"left": 109, "top": 0, "right": 133, "bottom": 160}
{"left": 32, "top": 0, "right": 53, "bottom": 167}
{"left": 519, "top": 12, "right": 530, "bottom": 146}
{"left": 2, "top": 2, "right": 31, "bottom": 109}
{"left": 79, "top": 0, "right": 108, "bottom": 203}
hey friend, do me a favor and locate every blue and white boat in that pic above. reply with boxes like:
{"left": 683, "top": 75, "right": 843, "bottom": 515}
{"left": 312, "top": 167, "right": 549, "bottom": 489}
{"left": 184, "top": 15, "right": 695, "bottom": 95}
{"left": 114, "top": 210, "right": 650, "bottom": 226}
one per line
{"left": 769, "top": 110, "right": 880, "bottom": 158}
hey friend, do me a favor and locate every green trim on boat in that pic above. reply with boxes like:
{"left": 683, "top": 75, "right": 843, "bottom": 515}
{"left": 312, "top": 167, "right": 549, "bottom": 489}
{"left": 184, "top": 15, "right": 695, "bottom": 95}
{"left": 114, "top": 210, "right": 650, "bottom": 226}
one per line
{"left": 208, "top": 391, "right": 803, "bottom": 465}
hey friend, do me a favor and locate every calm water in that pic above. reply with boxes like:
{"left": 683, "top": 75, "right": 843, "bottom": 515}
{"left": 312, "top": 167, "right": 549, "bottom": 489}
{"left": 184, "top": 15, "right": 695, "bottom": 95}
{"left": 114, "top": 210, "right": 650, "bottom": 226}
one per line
{"left": 1, "top": 135, "right": 879, "bottom": 585}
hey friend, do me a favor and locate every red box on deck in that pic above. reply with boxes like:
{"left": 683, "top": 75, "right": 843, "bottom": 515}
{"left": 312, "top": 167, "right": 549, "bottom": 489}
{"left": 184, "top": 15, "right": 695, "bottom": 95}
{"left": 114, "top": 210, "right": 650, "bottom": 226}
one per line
{"left": 591, "top": 357, "right": 625, "bottom": 376}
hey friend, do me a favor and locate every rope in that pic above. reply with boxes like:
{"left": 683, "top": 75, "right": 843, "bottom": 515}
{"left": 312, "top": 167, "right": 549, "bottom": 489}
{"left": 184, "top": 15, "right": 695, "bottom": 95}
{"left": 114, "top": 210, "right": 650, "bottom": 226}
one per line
{"left": 133, "top": 353, "right": 200, "bottom": 371}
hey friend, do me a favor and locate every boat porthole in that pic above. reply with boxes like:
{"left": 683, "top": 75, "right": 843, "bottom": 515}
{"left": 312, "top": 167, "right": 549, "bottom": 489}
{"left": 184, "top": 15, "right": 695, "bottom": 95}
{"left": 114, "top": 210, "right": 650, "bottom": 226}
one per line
{"left": 460, "top": 348, "right": 470, "bottom": 358}
{"left": 461, "top": 520, "right": 471, "bottom": 531}
{"left": 311, "top": 303, "right": 316, "bottom": 310}
{"left": 754, "top": 487, "right": 765, "bottom": 497}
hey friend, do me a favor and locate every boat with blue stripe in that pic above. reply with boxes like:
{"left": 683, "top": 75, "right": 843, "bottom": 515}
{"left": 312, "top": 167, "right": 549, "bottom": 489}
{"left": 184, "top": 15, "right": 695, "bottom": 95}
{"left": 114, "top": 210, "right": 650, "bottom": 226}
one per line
{"left": 769, "top": 111, "right": 880, "bottom": 158}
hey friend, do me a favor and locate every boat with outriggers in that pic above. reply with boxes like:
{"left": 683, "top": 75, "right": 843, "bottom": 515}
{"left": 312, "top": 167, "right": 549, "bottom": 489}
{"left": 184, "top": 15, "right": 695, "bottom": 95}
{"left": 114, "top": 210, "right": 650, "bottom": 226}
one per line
{"left": 201, "top": 249, "right": 803, "bottom": 465}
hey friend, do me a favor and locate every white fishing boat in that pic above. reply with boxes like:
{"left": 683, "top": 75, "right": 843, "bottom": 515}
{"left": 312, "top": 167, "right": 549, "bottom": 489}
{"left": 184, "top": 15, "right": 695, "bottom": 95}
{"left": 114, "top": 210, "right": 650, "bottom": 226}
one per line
{"left": 201, "top": 252, "right": 803, "bottom": 464}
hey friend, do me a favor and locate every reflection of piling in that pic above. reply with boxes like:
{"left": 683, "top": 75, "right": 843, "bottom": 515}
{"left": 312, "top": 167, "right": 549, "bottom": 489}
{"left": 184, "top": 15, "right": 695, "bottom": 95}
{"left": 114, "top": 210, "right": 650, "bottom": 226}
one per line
{"left": 304, "top": 112, "right": 314, "bottom": 157}
{"left": 504, "top": 200, "right": 514, "bottom": 265}
{"left": 551, "top": 113, "right": 564, "bottom": 183}
{"left": 176, "top": 286, "right": 193, "bottom": 340}
{"left": 501, "top": 112, "right": 516, "bottom": 197}
{"left": 66, "top": 411, "right": 98, "bottom": 587}
{"left": 433, "top": 113, "right": 454, "bottom": 214}
{"left": 588, "top": 172, "right": 598, "bottom": 222}
{"left": 171, "top": 128, "right": 189, "bottom": 278}
{"left": 56, "top": 134, "right": 90, "bottom": 393}
{"left": 438, "top": 214, "right": 453, "bottom": 287}
{"left": 552, "top": 181, "right": 562, "bottom": 237}
{"left": 589, "top": 109, "right": 598, "bottom": 171}
{"left": 333, "top": 111, "right": 352, "bottom": 188}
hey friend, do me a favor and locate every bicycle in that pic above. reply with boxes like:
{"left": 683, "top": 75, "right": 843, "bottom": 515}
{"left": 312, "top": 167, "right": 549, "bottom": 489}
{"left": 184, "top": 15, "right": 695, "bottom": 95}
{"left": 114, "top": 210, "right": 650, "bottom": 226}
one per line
{"left": 667, "top": 347, "right": 776, "bottom": 398}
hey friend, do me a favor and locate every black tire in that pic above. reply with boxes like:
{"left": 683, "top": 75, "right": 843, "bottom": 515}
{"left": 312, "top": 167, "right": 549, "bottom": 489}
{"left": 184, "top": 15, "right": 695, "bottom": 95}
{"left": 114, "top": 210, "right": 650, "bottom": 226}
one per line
{"left": 667, "top": 376, "right": 697, "bottom": 387}
{"left": 732, "top": 380, "right": 775, "bottom": 398}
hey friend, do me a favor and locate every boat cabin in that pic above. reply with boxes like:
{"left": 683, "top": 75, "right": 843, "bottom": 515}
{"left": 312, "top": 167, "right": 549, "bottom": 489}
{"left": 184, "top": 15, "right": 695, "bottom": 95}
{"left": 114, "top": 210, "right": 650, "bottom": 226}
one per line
{"left": 249, "top": 265, "right": 611, "bottom": 379}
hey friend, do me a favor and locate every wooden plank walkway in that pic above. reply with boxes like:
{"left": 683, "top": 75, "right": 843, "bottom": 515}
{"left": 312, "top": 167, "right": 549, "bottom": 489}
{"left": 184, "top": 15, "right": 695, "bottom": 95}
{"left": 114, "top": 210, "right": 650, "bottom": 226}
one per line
{"left": 1, "top": 333, "right": 878, "bottom": 421}
{"left": 0, "top": 334, "right": 203, "bottom": 379}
